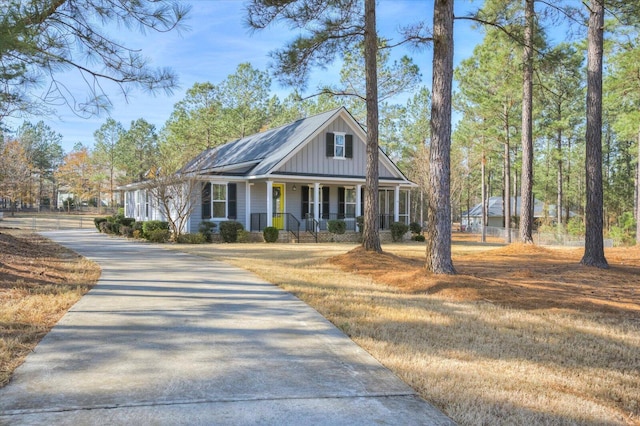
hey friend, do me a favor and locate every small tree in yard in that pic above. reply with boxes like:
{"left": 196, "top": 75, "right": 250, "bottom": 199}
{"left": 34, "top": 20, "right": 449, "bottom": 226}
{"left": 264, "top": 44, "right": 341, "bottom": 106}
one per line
{"left": 141, "top": 170, "right": 200, "bottom": 242}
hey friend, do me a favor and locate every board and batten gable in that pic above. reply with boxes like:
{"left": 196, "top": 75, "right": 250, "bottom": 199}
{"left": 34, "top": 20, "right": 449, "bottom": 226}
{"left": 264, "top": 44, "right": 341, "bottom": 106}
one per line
{"left": 274, "top": 116, "right": 396, "bottom": 179}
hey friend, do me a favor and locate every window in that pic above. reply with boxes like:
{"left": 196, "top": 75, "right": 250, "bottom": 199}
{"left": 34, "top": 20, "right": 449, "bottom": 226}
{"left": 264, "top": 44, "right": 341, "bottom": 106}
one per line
{"left": 326, "top": 133, "right": 353, "bottom": 158}
{"left": 212, "top": 184, "right": 226, "bottom": 218}
{"left": 345, "top": 188, "right": 356, "bottom": 217}
{"left": 338, "top": 187, "right": 356, "bottom": 219}
{"left": 334, "top": 133, "right": 345, "bottom": 158}
{"left": 399, "top": 190, "right": 409, "bottom": 224}
{"left": 145, "top": 191, "right": 150, "bottom": 219}
{"left": 202, "top": 183, "right": 229, "bottom": 220}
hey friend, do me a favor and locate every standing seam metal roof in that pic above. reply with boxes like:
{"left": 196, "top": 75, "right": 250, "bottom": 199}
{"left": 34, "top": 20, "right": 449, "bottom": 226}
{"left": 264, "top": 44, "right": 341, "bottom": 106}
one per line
{"left": 182, "top": 107, "right": 343, "bottom": 175}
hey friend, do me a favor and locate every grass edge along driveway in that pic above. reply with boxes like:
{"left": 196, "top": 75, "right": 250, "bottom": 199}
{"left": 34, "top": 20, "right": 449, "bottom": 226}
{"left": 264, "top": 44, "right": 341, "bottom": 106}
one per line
{"left": 165, "top": 240, "right": 640, "bottom": 426}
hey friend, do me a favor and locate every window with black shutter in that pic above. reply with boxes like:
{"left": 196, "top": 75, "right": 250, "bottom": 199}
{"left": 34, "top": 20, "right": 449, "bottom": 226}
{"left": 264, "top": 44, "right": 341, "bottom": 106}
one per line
{"left": 227, "top": 183, "right": 237, "bottom": 219}
{"left": 345, "top": 134, "right": 353, "bottom": 158}
{"left": 338, "top": 187, "right": 345, "bottom": 219}
{"left": 202, "top": 183, "right": 211, "bottom": 220}
{"left": 301, "top": 185, "right": 310, "bottom": 218}
{"left": 326, "top": 133, "right": 334, "bottom": 157}
{"left": 322, "top": 187, "right": 330, "bottom": 219}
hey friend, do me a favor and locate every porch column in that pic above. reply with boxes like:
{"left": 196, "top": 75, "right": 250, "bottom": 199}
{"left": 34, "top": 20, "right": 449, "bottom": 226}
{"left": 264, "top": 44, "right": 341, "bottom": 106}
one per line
{"left": 407, "top": 190, "right": 411, "bottom": 225}
{"left": 313, "top": 183, "right": 320, "bottom": 227}
{"left": 266, "top": 180, "right": 273, "bottom": 227}
{"left": 356, "top": 184, "right": 362, "bottom": 231}
{"left": 245, "top": 183, "right": 252, "bottom": 230}
{"left": 394, "top": 185, "right": 400, "bottom": 223}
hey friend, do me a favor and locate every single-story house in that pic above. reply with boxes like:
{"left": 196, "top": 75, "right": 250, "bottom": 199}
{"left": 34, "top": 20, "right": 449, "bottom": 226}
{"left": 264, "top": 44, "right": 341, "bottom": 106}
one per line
{"left": 461, "top": 196, "right": 576, "bottom": 229}
{"left": 122, "top": 107, "right": 417, "bottom": 240}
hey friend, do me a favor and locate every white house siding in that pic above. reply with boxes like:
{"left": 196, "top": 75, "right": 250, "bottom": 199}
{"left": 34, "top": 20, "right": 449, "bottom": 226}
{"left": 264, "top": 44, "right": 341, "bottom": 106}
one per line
{"left": 275, "top": 117, "right": 396, "bottom": 179}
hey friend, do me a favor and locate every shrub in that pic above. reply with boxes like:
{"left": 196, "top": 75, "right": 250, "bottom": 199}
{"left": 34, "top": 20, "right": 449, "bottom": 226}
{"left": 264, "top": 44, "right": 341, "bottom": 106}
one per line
{"left": 263, "top": 226, "right": 279, "bottom": 243}
{"left": 120, "top": 218, "right": 135, "bottom": 227}
{"left": 147, "top": 229, "right": 170, "bottom": 243}
{"left": 566, "top": 217, "right": 585, "bottom": 237}
{"left": 219, "top": 221, "right": 244, "bottom": 243}
{"left": 237, "top": 229, "right": 250, "bottom": 243}
{"left": 108, "top": 212, "right": 124, "bottom": 224}
{"left": 99, "top": 221, "right": 111, "bottom": 234}
{"left": 327, "top": 219, "right": 346, "bottom": 235}
{"left": 356, "top": 216, "right": 364, "bottom": 233}
{"left": 409, "top": 222, "right": 422, "bottom": 235}
{"left": 177, "top": 233, "right": 206, "bottom": 244}
{"left": 120, "top": 225, "right": 134, "bottom": 238}
{"left": 94, "top": 217, "right": 108, "bottom": 231}
{"left": 390, "top": 221, "right": 409, "bottom": 242}
{"left": 143, "top": 220, "right": 169, "bottom": 237}
{"left": 132, "top": 221, "right": 144, "bottom": 237}
{"left": 411, "top": 234, "right": 426, "bottom": 242}
{"left": 198, "top": 221, "right": 217, "bottom": 242}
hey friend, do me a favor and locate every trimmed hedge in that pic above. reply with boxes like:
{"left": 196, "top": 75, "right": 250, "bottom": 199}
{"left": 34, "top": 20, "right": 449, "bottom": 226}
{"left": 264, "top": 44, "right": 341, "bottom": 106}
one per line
{"left": 143, "top": 220, "right": 169, "bottom": 237}
{"left": 390, "top": 222, "right": 409, "bottom": 242}
{"left": 263, "top": 226, "right": 279, "bottom": 243}
{"left": 177, "top": 233, "right": 207, "bottom": 244}
{"left": 411, "top": 234, "right": 426, "bottom": 242}
{"left": 198, "top": 221, "right": 217, "bottom": 242}
{"left": 219, "top": 221, "right": 244, "bottom": 243}
{"left": 409, "top": 222, "right": 422, "bottom": 235}
{"left": 94, "top": 217, "right": 108, "bottom": 231}
{"left": 147, "top": 229, "right": 170, "bottom": 243}
{"left": 327, "top": 219, "right": 346, "bottom": 235}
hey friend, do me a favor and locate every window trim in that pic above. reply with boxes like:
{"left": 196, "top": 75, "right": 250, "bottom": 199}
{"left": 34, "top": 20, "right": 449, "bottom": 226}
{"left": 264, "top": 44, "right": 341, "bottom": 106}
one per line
{"left": 334, "top": 132, "right": 346, "bottom": 159}
{"left": 202, "top": 182, "right": 228, "bottom": 220}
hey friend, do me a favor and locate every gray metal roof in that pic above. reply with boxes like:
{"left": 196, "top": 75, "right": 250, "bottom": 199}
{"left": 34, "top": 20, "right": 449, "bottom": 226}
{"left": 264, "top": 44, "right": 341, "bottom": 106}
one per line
{"left": 182, "top": 107, "right": 345, "bottom": 176}
{"left": 462, "top": 196, "right": 577, "bottom": 218}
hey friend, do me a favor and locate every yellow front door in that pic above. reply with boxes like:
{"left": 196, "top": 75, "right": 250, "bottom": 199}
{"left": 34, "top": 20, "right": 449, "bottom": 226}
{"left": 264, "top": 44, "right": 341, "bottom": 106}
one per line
{"left": 272, "top": 183, "right": 285, "bottom": 229}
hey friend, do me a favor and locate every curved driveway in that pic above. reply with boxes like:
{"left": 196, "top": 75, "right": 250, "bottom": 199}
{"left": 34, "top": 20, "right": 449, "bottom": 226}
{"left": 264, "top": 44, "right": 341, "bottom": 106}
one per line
{"left": 0, "top": 230, "right": 453, "bottom": 425}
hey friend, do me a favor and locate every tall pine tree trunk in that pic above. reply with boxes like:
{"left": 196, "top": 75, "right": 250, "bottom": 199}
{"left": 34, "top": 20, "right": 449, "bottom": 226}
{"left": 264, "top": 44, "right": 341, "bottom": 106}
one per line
{"left": 426, "top": 0, "right": 455, "bottom": 274}
{"left": 636, "top": 128, "right": 640, "bottom": 245}
{"left": 520, "top": 0, "right": 534, "bottom": 243}
{"left": 504, "top": 103, "right": 511, "bottom": 244}
{"left": 481, "top": 150, "right": 487, "bottom": 244}
{"left": 581, "top": 0, "right": 608, "bottom": 268}
{"left": 557, "top": 128, "right": 563, "bottom": 227}
{"left": 362, "top": 0, "right": 381, "bottom": 252}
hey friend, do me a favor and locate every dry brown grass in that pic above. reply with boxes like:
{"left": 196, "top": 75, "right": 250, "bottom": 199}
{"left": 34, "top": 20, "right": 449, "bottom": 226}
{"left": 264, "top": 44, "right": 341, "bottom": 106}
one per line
{"left": 0, "top": 229, "right": 100, "bottom": 387}
{"left": 171, "top": 235, "right": 640, "bottom": 426}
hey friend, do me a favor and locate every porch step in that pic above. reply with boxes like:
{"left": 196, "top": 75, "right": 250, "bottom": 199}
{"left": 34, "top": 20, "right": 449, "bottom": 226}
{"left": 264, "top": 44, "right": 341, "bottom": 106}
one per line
{"left": 294, "top": 233, "right": 320, "bottom": 243}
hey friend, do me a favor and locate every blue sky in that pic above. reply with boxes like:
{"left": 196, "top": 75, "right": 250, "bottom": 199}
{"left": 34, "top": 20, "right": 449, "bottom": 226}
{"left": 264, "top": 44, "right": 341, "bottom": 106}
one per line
{"left": 13, "top": 0, "right": 482, "bottom": 153}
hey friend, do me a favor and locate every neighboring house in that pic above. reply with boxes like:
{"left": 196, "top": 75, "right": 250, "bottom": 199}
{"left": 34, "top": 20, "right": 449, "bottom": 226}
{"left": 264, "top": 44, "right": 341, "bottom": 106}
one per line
{"left": 461, "top": 196, "right": 577, "bottom": 229}
{"left": 122, "top": 107, "right": 416, "bottom": 238}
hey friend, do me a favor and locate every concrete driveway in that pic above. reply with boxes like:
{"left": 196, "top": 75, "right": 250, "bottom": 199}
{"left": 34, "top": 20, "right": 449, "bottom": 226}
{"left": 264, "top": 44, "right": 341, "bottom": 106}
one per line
{"left": 0, "top": 230, "right": 454, "bottom": 425}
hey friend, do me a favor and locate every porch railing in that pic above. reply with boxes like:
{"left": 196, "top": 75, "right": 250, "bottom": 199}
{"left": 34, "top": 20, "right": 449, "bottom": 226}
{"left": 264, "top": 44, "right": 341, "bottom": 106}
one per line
{"left": 250, "top": 213, "right": 300, "bottom": 243}
{"left": 305, "top": 216, "right": 319, "bottom": 243}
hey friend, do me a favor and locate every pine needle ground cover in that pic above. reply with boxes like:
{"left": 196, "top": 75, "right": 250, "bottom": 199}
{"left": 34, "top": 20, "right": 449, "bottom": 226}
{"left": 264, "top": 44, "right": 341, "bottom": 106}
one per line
{"left": 0, "top": 229, "right": 100, "bottom": 387}
{"left": 173, "top": 235, "right": 640, "bottom": 425}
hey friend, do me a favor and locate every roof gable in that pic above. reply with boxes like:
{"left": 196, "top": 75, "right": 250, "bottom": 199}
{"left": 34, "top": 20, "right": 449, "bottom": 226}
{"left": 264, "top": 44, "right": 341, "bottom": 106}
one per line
{"left": 182, "top": 106, "right": 412, "bottom": 183}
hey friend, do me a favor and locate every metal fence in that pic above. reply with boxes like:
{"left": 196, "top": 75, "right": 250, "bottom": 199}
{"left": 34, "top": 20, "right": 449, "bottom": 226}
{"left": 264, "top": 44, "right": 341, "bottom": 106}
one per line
{"left": 467, "top": 225, "right": 614, "bottom": 248}
{"left": 0, "top": 213, "right": 94, "bottom": 232}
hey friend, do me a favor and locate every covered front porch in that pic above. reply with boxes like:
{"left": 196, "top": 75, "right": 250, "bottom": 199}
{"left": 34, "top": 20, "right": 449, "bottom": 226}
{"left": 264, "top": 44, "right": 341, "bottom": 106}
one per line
{"left": 243, "top": 179, "right": 412, "bottom": 242}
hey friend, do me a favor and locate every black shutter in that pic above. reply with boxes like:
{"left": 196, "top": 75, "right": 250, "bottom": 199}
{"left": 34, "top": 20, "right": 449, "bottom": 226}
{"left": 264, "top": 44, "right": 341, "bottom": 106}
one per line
{"left": 338, "top": 187, "right": 345, "bottom": 219}
{"left": 301, "top": 185, "right": 310, "bottom": 219}
{"left": 345, "top": 135, "right": 353, "bottom": 158}
{"left": 360, "top": 186, "right": 365, "bottom": 217}
{"left": 227, "top": 183, "right": 237, "bottom": 219}
{"left": 326, "top": 133, "right": 334, "bottom": 157}
{"left": 202, "top": 183, "right": 211, "bottom": 220}
{"left": 322, "top": 187, "right": 330, "bottom": 219}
